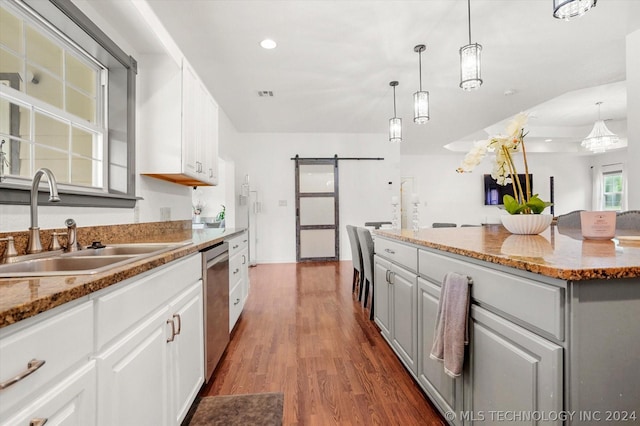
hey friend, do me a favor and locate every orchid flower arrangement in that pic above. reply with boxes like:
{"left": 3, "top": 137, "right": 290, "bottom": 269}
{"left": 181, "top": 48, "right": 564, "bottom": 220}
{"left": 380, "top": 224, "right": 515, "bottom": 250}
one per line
{"left": 457, "top": 112, "right": 552, "bottom": 215}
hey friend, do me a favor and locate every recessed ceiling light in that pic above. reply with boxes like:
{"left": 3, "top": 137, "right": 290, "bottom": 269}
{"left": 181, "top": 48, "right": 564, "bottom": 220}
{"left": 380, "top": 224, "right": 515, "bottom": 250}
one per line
{"left": 545, "top": 139, "right": 553, "bottom": 142}
{"left": 260, "top": 39, "right": 277, "bottom": 49}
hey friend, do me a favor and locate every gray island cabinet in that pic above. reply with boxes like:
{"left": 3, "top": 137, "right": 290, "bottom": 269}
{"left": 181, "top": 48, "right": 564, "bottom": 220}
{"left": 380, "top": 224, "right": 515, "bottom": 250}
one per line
{"left": 374, "top": 227, "right": 640, "bottom": 425}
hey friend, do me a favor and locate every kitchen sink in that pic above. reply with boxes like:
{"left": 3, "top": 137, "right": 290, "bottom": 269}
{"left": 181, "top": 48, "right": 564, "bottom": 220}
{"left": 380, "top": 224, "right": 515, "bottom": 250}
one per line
{"left": 61, "top": 243, "right": 184, "bottom": 257}
{"left": 0, "top": 241, "right": 192, "bottom": 278}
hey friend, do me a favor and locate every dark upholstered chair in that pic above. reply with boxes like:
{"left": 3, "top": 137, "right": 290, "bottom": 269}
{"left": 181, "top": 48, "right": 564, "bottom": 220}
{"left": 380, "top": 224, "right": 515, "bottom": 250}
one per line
{"left": 616, "top": 210, "right": 640, "bottom": 231}
{"left": 356, "top": 227, "right": 375, "bottom": 320}
{"left": 346, "top": 225, "right": 363, "bottom": 296}
{"left": 432, "top": 222, "right": 457, "bottom": 228}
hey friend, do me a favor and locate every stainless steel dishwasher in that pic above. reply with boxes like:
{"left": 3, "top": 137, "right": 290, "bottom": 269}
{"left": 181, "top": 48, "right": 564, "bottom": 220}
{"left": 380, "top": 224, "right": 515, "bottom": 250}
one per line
{"left": 202, "top": 242, "right": 229, "bottom": 382}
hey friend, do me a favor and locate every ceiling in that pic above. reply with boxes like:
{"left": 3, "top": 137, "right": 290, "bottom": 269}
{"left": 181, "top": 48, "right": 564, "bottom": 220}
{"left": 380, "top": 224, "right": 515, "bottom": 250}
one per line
{"left": 89, "top": 0, "right": 640, "bottom": 155}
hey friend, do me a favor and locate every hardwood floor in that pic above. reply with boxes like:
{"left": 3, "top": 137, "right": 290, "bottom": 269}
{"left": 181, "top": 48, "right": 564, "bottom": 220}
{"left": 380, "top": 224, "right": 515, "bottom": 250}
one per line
{"left": 202, "top": 261, "right": 446, "bottom": 425}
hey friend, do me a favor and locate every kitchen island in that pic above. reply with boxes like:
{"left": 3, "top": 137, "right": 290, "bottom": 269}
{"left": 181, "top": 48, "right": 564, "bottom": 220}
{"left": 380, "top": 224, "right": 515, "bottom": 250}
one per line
{"left": 373, "top": 225, "right": 639, "bottom": 425}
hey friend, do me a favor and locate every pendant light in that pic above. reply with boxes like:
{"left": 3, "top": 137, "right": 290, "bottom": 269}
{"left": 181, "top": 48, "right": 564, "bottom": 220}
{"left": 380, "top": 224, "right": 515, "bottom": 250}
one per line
{"left": 413, "top": 44, "right": 430, "bottom": 124}
{"left": 459, "top": 0, "right": 482, "bottom": 91}
{"left": 581, "top": 102, "right": 619, "bottom": 153}
{"left": 553, "top": 0, "right": 597, "bottom": 20}
{"left": 389, "top": 81, "right": 402, "bottom": 143}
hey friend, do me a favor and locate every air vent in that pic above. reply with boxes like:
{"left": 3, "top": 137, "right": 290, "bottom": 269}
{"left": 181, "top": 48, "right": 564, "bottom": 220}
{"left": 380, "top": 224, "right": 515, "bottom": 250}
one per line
{"left": 258, "top": 90, "right": 274, "bottom": 97}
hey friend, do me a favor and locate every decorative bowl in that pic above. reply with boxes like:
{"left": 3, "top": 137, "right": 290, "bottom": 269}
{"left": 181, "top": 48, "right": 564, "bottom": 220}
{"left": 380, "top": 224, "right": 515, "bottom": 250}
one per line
{"left": 500, "top": 214, "right": 553, "bottom": 235}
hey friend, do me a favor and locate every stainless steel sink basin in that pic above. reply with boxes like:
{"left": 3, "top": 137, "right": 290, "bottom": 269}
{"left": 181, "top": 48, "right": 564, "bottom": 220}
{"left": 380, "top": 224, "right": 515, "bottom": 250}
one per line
{"left": 0, "top": 241, "right": 192, "bottom": 278}
{"left": 62, "top": 243, "right": 183, "bottom": 257}
{"left": 0, "top": 255, "right": 138, "bottom": 277}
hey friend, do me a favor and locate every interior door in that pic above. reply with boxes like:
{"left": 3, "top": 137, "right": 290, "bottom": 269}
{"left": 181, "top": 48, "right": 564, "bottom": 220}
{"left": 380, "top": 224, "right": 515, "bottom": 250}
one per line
{"left": 295, "top": 158, "right": 339, "bottom": 262}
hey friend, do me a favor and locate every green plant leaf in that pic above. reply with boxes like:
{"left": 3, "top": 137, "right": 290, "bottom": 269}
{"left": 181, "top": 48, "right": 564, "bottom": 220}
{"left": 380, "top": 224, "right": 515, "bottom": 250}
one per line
{"left": 503, "top": 194, "right": 525, "bottom": 214}
{"left": 503, "top": 194, "right": 552, "bottom": 214}
{"left": 526, "top": 195, "right": 553, "bottom": 214}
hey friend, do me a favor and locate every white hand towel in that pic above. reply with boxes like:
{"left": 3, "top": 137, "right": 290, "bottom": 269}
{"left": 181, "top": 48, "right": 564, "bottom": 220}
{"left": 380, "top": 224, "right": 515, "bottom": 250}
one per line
{"left": 429, "top": 272, "right": 471, "bottom": 378}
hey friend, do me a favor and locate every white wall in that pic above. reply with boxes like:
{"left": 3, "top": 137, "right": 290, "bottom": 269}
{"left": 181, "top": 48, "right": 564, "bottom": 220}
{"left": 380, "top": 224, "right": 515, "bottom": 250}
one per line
{"left": 627, "top": 29, "right": 640, "bottom": 209}
{"left": 400, "top": 153, "right": 592, "bottom": 227}
{"left": 229, "top": 133, "right": 401, "bottom": 263}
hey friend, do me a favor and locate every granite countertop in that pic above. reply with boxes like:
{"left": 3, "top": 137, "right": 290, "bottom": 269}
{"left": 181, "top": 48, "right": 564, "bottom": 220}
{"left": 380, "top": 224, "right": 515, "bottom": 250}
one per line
{"left": 375, "top": 225, "right": 640, "bottom": 281}
{"left": 0, "top": 223, "right": 246, "bottom": 329}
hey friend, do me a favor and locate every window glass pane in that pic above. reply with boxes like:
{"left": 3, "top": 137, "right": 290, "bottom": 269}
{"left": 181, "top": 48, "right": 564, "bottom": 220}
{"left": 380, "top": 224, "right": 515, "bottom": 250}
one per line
{"left": 300, "top": 197, "right": 335, "bottom": 226}
{"left": 66, "top": 85, "right": 95, "bottom": 122}
{"left": 26, "top": 25, "right": 62, "bottom": 77}
{"left": 66, "top": 54, "right": 96, "bottom": 96}
{"left": 0, "top": 48, "right": 23, "bottom": 75}
{"left": 34, "top": 144, "right": 68, "bottom": 183}
{"left": 0, "top": 7, "right": 23, "bottom": 54}
{"left": 71, "top": 126, "right": 95, "bottom": 158}
{"left": 18, "top": 104, "right": 30, "bottom": 138}
{"left": 35, "top": 112, "right": 68, "bottom": 151}
{"left": 26, "top": 65, "right": 63, "bottom": 108}
{"left": 71, "top": 156, "right": 100, "bottom": 187}
{"left": 300, "top": 229, "right": 336, "bottom": 258}
{"left": 604, "top": 194, "right": 622, "bottom": 210}
{"left": 299, "top": 164, "right": 334, "bottom": 193}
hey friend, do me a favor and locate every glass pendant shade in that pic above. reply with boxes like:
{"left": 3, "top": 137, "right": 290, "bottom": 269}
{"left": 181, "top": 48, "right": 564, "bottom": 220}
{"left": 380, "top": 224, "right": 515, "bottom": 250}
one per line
{"left": 553, "top": 0, "right": 597, "bottom": 20}
{"left": 389, "top": 117, "right": 402, "bottom": 143}
{"left": 413, "top": 91, "right": 430, "bottom": 124}
{"left": 413, "top": 44, "right": 429, "bottom": 124}
{"left": 388, "top": 81, "right": 402, "bottom": 143}
{"left": 581, "top": 120, "right": 619, "bottom": 153}
{"left": 459, "top": 43, "right": 482, "bottom": 91}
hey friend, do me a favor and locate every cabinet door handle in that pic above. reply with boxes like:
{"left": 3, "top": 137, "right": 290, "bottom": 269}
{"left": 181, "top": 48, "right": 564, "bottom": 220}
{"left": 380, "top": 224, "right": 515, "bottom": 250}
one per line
{"left": 0, "top": 359, "right": 46, "bottom": 389}
{"left": 209, "top": 168, "right": 213, "bottom": 178}
{"left": 242, "top": 254, "right": 246, "bottom": 265}
{"left": 234, "top": 298, "right": 241, "bottom": 306}
{"left": 232, "top": 244, "right": 239, "bottom": 249}
{"left": 173, "top": 314, "right": 182, "bottom": 335}
{"left": 30, "top": 419, "right": 48, "bottom": 426}
{"left": 389, "top": 271, "right": 395, "bottom": 285}
{"left": 385, "top": 270, "right": 390, "bottom": 283}
{"left": 233, "top": 268, "right": 240, "bottom": 274}
{"left": 384, "top": 248, "right": 395, "bottom": 255}
{"left": 166, "top": 318, "right": 176, "bottom": 342}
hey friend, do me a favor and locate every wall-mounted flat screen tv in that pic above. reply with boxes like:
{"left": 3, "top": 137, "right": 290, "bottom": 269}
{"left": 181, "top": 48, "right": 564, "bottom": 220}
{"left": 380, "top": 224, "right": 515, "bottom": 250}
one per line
{"left": 484, "top": 174, "right": 533, "bottom": 206}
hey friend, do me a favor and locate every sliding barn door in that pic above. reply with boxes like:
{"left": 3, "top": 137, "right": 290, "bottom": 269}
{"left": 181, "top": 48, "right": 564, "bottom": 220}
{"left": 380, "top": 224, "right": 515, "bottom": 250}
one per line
{"left": 295, "top": 157, "right": 339, "bottom": 262}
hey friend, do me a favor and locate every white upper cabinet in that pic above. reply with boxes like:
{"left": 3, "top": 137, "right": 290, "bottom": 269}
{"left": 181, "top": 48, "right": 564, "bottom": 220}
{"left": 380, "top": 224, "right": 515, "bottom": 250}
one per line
{"left": 134, "top": 0, "right": 219, "bottom": 186}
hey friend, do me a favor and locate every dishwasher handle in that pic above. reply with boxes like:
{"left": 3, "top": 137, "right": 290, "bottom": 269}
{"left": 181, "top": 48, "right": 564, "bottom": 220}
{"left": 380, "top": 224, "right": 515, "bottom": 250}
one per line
{"left": 206, "top": 251, "right": 229, "bottom": 269}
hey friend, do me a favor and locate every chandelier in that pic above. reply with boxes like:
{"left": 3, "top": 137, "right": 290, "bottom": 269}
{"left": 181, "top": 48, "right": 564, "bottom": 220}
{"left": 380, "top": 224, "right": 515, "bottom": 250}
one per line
{"left": 581, "top": 102, "right": 619, "bottom": 153}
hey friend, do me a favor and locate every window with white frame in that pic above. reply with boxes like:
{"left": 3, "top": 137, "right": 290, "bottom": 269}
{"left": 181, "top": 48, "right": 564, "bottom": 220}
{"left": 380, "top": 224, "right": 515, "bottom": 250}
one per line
{"left": 0, "top": 0, "right": 137, "bottom": 207}
{"left": 602, "top": 170, "right": 623, "bottom": 211}
{"left": 593, "top": 163, "right": 627, "bottom": 212}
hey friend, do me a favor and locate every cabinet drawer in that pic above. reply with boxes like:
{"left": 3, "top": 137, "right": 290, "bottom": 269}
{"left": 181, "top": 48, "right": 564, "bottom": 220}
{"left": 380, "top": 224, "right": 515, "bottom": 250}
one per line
{"left": 227, "top": 232, "right": 248, "bottom": 258}
{"left": 418, "top": 249, "right": 564, "bottom": 340}
{"left": 375, "top": 237, "right": 418, "bottom": 272}
{"left": 0, "top": 301, "right": 93, "bottom": 416}
{"left": 94, "top": 254, "right": 201, "bottom": 350}
{"left": 229, "top": 283, "right": 243, "bottom": 332}
{"left": 1, "top": 360, "right": 96, "bottom": 426}
{"left": 229, "top": 250, "right": 246, "bottom": 289}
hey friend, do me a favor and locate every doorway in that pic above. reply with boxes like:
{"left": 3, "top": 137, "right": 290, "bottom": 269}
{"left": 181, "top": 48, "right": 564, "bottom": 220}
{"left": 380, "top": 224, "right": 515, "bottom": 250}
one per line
{"left": 295, "top": 157, "right": 339, "bottom": 262}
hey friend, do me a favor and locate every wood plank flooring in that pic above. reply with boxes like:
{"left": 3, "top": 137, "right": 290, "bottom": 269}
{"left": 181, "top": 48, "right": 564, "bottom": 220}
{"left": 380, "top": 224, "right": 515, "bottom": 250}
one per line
{"left": 203, "top": 261, "right": 446, "bottom": 425}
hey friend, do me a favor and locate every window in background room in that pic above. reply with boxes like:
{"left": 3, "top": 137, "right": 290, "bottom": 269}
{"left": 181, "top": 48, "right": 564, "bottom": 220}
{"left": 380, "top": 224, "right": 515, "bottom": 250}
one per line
{"left": 602, "top": 170, "right": 623, "bottom": 211}
{"left": 592, "top": 163, "right": 627, "bottom": 212}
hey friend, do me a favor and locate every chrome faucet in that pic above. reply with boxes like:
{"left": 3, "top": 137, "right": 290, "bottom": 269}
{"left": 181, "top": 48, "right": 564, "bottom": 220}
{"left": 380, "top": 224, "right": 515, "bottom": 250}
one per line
{"left": 27, "top": 168, "right": 61, "bottom": 254}
{"left": 64, "top": 218, "right": 82, "bottom": 252}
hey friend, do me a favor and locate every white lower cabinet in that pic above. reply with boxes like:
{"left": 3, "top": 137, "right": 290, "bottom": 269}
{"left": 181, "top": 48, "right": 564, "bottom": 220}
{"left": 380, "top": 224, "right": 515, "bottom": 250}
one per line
{"left": 0, "top": 300, "right": 95, "bottom": 425}
{"left": 94, "top": 254, "right": 204, "bottom": 426}
{"left": 228, "top": 232, "right": 249, "bottom": 332}
{"left": 3, "top": 361, "right": 96, "bottom": 426}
